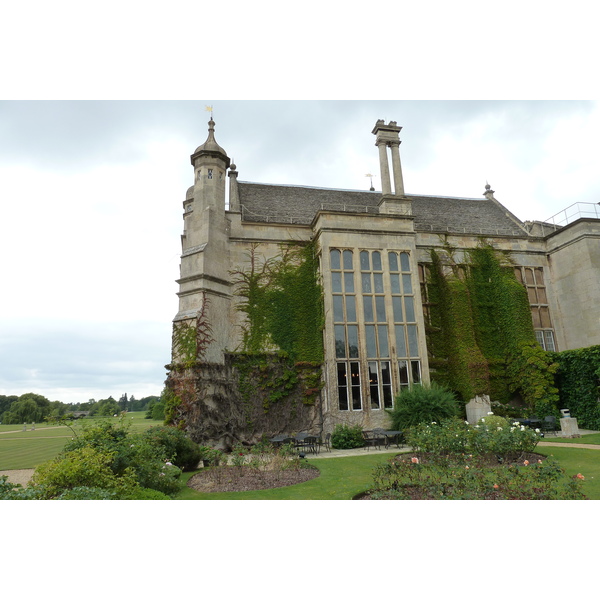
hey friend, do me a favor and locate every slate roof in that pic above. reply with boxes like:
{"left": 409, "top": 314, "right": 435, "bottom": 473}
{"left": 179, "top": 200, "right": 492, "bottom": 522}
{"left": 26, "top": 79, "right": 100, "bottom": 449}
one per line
{"left": 237, "top": 181, "right": 528, "bottom": 237}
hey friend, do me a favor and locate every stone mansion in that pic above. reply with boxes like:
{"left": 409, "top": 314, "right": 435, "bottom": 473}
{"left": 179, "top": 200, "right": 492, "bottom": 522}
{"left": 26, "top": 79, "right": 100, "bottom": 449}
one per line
{"left": 169, "top": 117, "right": 600, "bottom": 440}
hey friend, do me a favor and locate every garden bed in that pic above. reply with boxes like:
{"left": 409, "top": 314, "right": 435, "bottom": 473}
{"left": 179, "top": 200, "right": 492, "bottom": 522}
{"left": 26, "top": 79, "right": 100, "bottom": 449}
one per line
{"left": 393, "top": 450, "right": 547, "bottom": 468}
{"left": 354, "top": 450, "right": 586, "bottom": 500}
{"left": 187, "top": 464, "right": 320, "bottom": 493}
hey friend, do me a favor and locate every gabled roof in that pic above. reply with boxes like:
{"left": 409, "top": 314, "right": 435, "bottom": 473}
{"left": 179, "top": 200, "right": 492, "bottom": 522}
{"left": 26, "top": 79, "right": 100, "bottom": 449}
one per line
{"left": 236, "top": 181, "right": 528, "bottom": 237}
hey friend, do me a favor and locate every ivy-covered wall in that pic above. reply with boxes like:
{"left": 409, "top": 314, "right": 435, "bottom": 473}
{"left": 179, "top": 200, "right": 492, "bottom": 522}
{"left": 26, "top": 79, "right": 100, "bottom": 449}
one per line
{"left": 423, "top": 244, "right": 559, "bottom": 416}
{"left": 232, "top": 241, "right": 324, "bottom": 362}
{"left": 164, "top": 355, "right": 323, "bottom": 448}
{"left": 164, "top": 241, "right": 325, "bottom": 447}
{"left": 554, "top": 345, "right": 600, "bottom": 429}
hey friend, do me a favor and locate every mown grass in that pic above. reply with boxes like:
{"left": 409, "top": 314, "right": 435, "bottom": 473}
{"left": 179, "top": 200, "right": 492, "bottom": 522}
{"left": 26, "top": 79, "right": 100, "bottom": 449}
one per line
{"left": 4, "top": 420, "right": 600, "bottom": 500}
{"left": 0, "top": 413, "right": 164, "bottom": 471}
{"left": 176, "top": 452, "right": 399, "bottom": 500}
{"left": 0, "top": 437, "right": 74, "bottom": 470}
{"left": 536, "top": 446, "right": 600, "bottom": 499}
{"left": 542, "top": 432, "right": 600, "bottom": 445}
{"left": 177, "top": 436, "right": 600, "bottom": 500}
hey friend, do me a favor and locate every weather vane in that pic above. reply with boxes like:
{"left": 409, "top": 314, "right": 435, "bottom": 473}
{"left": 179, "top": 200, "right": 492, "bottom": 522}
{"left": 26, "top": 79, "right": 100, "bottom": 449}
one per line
{"left": 365, "top": 173, "right": 375, "bottom": 191}
{"left": 205, "top": 105, "right": 214, "bottom": 119}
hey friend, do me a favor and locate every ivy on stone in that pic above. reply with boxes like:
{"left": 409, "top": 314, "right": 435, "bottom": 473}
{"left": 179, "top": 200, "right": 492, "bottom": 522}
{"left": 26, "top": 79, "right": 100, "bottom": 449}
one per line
{"left": 424, "top": 243, "right": 559, "bottom": 415}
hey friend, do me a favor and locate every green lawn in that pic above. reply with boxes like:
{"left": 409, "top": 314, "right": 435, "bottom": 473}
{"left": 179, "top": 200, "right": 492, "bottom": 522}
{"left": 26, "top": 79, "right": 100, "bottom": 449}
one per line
{"left": 542, "top": 432, "right": 600, "bottom": 445}
{"left": 176, "top": 452, "right": 400, "bottom": 500}
{"left": 176, "top": 436, "right": 600, "bottom": 500}
{"left": 0, "top": 413, "right": 165, "bottom": 471}
{"left": 536, "top": 446, "right": 600, "bottom": 499}
{"left": 4, "top": 420, "right": 600, "bottom": 500}
{"left": 0, "top": 437, "right": 74, "bottom": 470}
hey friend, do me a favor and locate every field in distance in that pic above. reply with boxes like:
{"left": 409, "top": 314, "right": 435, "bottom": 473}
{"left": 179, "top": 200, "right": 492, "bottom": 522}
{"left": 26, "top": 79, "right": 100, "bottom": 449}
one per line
{"left": 0, "top": 412, "right": 164, "bottom": 470}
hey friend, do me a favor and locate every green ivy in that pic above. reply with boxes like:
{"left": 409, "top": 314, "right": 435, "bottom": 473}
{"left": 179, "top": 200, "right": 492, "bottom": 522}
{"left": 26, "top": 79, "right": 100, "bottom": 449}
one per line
{"left": 230, "top": 241, "right": 324, "bottom": 412}
{"left": 233, "top": 352, "right": 322, "bottom": 414}
{"left": 424, "top": 243, "right": 559, "bottom": 415}
{"left": 425, "top": 250, "right": 489, "bottom": 401}
{"left": 554, "top": 345, "right": 600, "bottom": 429}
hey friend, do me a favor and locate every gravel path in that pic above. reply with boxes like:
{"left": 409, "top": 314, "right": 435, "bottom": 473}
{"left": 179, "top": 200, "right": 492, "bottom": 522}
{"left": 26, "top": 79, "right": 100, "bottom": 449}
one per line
{"left": 0, "top": 469, "right": 35, "bottom": 486}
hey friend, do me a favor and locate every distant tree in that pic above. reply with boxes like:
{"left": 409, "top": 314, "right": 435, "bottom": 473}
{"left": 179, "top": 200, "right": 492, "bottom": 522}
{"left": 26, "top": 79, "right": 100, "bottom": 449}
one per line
{"left": 145, "top": 400, "right": 157, "bottom": 419}
{"left": 20, "top": 393, "right": 51, "bottom": 415}
{"left": 49, "top": 401, "right": 68, "bottom": 418}
{"left": 0, "top": 395, "right": 19, "bottom": 414}
{"left": 2, "top": 398, "right": 44, "bottom": 424}
{"left": 151, "top": 401, "right": 165, "bottom": 421}
{"left": 0, "top": 395, "right": 19, "bottom": 421}
{"left": 93, "top": 397, "right": 121, "bottom": 417}
{"left": 133, "top": 395, "right": 159, "bottom": 412}
{"left": 119, "top": 393, "right": 129, "bottom": 412}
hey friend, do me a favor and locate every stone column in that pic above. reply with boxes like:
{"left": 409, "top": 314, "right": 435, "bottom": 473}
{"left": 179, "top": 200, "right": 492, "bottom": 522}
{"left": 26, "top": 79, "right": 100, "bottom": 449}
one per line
{"left": 389, "top": 141, "right": 404, "bottom": 196}
{"left": 377, "top": 141, "right": 392, "bottom": 195}
{"left": 228, "top": 162, "right": 240, "bottom": 211}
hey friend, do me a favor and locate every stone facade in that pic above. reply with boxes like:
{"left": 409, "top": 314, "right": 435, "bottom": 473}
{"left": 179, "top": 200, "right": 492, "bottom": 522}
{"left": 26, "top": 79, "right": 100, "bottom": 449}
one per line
{"left": 169, "top": 118, "right": 600, "bottom": 444}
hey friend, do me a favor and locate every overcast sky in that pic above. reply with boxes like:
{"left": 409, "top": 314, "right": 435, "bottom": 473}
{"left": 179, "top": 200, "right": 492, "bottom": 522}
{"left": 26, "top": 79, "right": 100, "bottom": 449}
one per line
{"left": 3, "top": 1, "right": 600, "bottom": 584}
{"left": 1, "top": 100, "right": 599, "bottom": 404}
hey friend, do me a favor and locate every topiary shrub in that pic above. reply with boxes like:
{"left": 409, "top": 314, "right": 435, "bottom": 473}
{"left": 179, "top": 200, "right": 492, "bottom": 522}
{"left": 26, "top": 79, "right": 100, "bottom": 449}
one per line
{"left": 387, "top": 383, "right": 461, "bottom": 430}
{"left": 331, "top": 424, "right": 364, "bottom": 449}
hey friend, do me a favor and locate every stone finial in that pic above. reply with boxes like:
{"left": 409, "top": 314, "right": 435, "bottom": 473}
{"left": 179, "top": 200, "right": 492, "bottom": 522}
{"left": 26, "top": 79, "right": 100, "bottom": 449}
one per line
{"left": 483, "top": 183, "right": 495, "bottom": 199}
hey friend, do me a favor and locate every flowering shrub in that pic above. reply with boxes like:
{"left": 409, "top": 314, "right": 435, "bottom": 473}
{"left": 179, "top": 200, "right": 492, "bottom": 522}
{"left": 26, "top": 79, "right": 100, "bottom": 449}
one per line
{"left": 406, "top": 417, "right": 539, "bottom": 460}
{"left": 364, "top": 416, "right": 584, "bottom": 500}
{"left": 369, "top": 455, "right": 586, "bottom": 500}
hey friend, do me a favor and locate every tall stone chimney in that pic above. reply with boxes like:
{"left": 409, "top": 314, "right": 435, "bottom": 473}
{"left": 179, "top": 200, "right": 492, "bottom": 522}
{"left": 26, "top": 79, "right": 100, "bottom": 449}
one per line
{"left": 372, "top": 120, "right": 411, "bottom": 215}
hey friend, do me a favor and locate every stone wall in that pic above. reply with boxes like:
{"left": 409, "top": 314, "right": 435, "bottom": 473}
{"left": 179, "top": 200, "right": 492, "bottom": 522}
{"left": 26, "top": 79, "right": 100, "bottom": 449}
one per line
{"left": 165, "top": 354, "right": 324, "bottom": 450}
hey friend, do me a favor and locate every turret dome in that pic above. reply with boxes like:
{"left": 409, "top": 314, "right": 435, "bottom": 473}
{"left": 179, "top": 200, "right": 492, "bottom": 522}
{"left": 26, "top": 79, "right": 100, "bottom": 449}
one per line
{"left": 190, "top": 119, "right": 231, "bottom": 168}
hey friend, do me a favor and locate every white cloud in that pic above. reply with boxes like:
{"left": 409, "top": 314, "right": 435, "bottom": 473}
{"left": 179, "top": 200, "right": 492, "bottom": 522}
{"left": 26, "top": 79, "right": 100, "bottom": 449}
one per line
{"left": 2, "top": 100, "right": 599, "bottom": 404}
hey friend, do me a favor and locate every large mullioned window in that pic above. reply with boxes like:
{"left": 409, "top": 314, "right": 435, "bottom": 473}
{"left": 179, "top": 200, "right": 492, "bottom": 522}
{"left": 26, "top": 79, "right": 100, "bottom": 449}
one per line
{"left": 330, "top": 248, "right": 421, "bottom": 412}
{"left": 361, "top": 250, "right": 393, "bottom": 409}
{"left": 331, "top": 249, "right": 361, "bottom": 411}
{"left": 388, "top": 251, "right": 421, "bottom": 391}
{"left": 514, "top": 266, "right": 556, "bottom": 351}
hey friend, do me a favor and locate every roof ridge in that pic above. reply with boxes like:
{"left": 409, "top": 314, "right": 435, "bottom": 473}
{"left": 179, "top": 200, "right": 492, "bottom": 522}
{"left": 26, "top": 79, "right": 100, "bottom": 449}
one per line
{"left": 237, "top": 180, "right": 486, "bottom": 202}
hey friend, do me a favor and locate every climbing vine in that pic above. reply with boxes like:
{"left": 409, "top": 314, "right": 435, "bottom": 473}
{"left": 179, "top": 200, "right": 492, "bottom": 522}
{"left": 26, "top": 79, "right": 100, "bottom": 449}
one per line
{"left": 171, "top": 292, "right": 214, "bottom": 369}
{"left": 230, "top": 241, "right": 325, "bottom": 412}
{"left": 423, "top": 243, "right": 559, "bottom": 415}
{"left": 425, "top": 251, "right": 489, "bottom": 400}
{"left": 165, "top": 293, "right": 214, "bottom": 428}
{"left": 231, "top": 241, "right": 324, "bottom": 362}
{"left": 554, "top": 345, "right": 600, "bottom": 429}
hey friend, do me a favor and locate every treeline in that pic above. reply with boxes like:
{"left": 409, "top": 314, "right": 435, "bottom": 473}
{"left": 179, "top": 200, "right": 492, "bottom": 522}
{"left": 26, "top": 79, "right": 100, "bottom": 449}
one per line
{"left": 0, "top": 393, "right": 160, "bottom": 425}
{"left": 70, "top": 394, "right": 160, "bottom": 415}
